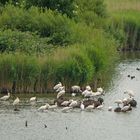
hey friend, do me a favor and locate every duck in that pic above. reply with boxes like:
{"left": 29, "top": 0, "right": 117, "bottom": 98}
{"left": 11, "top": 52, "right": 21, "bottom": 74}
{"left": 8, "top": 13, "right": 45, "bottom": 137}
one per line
{"left": 136, "top": 68, "right": 140, "bottom": 71}
{"left": 129, "top": 98, "right": 137, "bottom": 107}
{"left": 114, "top": 106, "right": 121, "bottom": 112}
{"left": 131, "top": 76, "right": 135, "bottom": 79}
{"left": 0, "top": 92, "right": 10, "bottom": 101}
{"left": 114, "top": 100, "right": 122, "bottom": 112}
{"left": 83, "top": 99, "right": 95, "bottom": 108}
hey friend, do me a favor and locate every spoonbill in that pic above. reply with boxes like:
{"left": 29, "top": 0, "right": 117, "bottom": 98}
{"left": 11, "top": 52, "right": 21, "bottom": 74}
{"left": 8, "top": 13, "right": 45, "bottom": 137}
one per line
{"left": 0, "top": 92, "right": 10, "bottom": 101}
{"left": 38, "top": 103, "right": 50, "bottom": 111}
{"left": 53, "top": 82, "right": 62, "bottom": 90}
{"left": 61, "top": 106, "right": 72, "bottom": 113}
{"left": 30, "top": 96, "right": 37, "bottom": 102}
{"left": 57, "top": 89, "right": 65, "bottom": 99}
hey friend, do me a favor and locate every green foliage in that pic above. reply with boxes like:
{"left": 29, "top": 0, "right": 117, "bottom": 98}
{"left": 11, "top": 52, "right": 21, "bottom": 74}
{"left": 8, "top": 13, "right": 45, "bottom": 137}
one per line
{"left": 0, "top": 0, "right": 122, "bottom": 92}
{"left": 75, "top": 0, "right": 107, "bottom": 26}
{"left": 0, "top": 54, "right": 40, "bottom": 92}
{"left": 52, "top": 48, "right": 94, "bottom": 85}
{"left": 25, "top": 0, "right": 76, "bottom": 17}
{"left": 0, "top": 29, "right": 51, "bottom": 54}
{"left": 0, "top": 5, "right": 80, "bottom": 45}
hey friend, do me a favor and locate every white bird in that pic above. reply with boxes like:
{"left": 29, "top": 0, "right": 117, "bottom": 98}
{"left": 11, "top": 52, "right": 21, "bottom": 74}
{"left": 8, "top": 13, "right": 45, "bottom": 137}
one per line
{"left": 53, "top": 82, "right": 62, "bottom": 90}
{"left": 69, "top": 100, "right": 78, "bottom": 108}
{"left": 57, "top": 89, "right": 65, "bottom": 99}
{"left": 71, "top": 93, "right": 76, "bottom": 97}
{"left": 124, "top": 90, "right": 134, "bottom": 97}
{"left": 82, "top": 89, "right": 92, "bottom": 97}
{"left": 13, "top": 97, "right": 20, "bottom": 106}
{"left": 61, "top": 106, "right": 72, "bottom": 112}
{"left": 114, "top": 100, "right": 122, "bottom": 104}
{"left": 71, "top": 85, "right": 81, "bottom": 93}
{"left": 86, "top": 85, "right": 91, "bottom": 91}
{"left": 56, "top": 86, "right": 65, "bottom": 92}
{"left": 0, "top": 92, "right": 10, "bottom": 101}
{"left": 108, "top": 106, "right": 113, "bottom": 111}
{"left": 48, "top": 103, "right": 57, "bottom": 110}
{"left": 121, "top": 104, "right": 131, "bottom": 112}
{"left": 30, "top": 96, "right": 37, "bottom": 102}
{"left": 80, "top": 102, "right": 85, "bottom": 110}
{"left": 61, "top": 100, "right": 70, "bottom": 106}
{"left": 92, "top": 91, "right": 102, "bottom": 96}
{"left": 96, "top": 103, "right": 104, "bottom": 109}
{"left": 97, "top": 87, "right": 104, "bottom": 93}
{"left": 38, "top": 103, "right": 50, "bottom": 111}
{"left": 86, "top": 103, "right": 95, "bottom": 111}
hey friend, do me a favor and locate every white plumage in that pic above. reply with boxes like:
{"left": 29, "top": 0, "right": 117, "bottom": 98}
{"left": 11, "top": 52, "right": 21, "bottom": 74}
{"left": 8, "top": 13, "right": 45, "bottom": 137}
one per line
{"left": 0, "top": 92, "right": 10, "bottom": 101}
{"left": 57, "top": 89, "right": 65, "bottom": 99}
{"left": 86, "top": 85, "right": 91, "bottom": 91}
{"left": 30, "top": 96, "right": 36, "bottom": 102}
{"left": 114, "top": 99, "right": 122, "bottom": 104}
{"left": 71, "top": 93, "right": 76, "bottom": 97}
{"left": 86, "top": 104, "right": 95, "bottom": 111}
{"left": 38, "top": 103, "right": 50, "bottom": 111}
{"left": 71, "top": 85, "right": 81, "bottom": 93}
{"left": 97, "top": 87, "right": 104, "bottom": 93}
{"left": 96, "top": 103, "right": 104, "bottom": 109}
{"left": 92, "top": 91, "right": 102, "bottom": 96}
{"left": 61, "top": 100, "right": 70, "bottom": 106}
{"left": 48, "top": 103, "right": 57, "bottom": 110}
{"left": 108, "top": 106, "right": 113, "bottom": 111}
{"left": 53, "top": 82, "right": 62, "bottom": 90}
{"left": 80, "top": 102, "right": 85, "bottom": 110}
{"left": 69, "top": 100, "right": 78, "bottom": 108}
{"left": 56, "top": 86, "right": 65, "bottom": 92}
{"left": 13, "top": 97, "right": 20, "bottom": 106}
{"left": 121, "top": 104, "right": 131, "bottom": 112}
{"left": 124, "top": 90, "right": 134, "bottom": 97}
{"left": 61, "top": 106, "right": 72, "bottom": 112}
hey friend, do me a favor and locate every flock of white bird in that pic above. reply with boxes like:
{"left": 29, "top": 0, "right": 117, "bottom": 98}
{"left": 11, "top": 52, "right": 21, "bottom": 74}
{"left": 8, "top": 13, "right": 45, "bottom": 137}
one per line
{"left": 0, "top": 82, "right": 137, "bottom": 113}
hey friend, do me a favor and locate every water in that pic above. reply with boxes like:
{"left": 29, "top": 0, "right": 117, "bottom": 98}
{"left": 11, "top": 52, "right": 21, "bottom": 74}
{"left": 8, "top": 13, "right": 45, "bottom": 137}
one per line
{"left": 0, "top": 53, "right": 140, "bottom": 140}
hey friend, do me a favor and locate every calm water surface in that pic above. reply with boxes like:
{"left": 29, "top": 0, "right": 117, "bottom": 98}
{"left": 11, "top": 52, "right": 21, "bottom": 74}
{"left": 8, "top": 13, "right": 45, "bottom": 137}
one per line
{"left": 0, "top": 53, "right": 140, "bottom": 140}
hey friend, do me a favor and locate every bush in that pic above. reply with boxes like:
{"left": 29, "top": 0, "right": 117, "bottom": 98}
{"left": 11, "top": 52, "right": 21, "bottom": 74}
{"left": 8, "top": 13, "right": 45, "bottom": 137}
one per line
{"left": 25, "top": 0, "right": 76, "bottom": 18}
{"left": 0, "top": 29, "right": 52, "bottom": 54}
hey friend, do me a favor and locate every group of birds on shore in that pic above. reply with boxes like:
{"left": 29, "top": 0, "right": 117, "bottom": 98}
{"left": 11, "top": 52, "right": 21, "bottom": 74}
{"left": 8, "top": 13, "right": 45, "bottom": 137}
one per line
{"left": 0, "top": 82, "right": 137, "bottom": 113}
